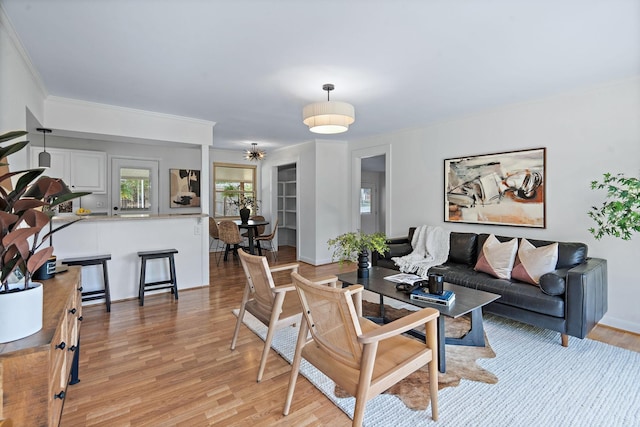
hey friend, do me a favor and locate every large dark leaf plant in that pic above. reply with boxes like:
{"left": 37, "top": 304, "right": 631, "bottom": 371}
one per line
{"left": 0, "top": 130, "right": 89, "bottom": 292}
{"left": 588, "top": 172, "right": 640, "bottom": 241}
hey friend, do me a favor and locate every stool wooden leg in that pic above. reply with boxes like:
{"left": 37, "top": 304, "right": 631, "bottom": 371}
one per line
{"left": 139, "top": 258, "right": 146, "bottom": 306}
{"left": 101, "top": 260, "right": 111, "bottom": 312}
{"left": 169, "top": 254, "right": 178, "bottom": 300}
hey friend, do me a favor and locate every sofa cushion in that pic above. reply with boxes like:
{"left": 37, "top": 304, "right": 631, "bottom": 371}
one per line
{"left": 429, "top": 263, "right": 565, "bottom": 318}
{"left": 511, "top": 239, "right": 559, "bottom": 285}
{"left": 539, "top": 270, "right": 567, "bottom": 296}
{"left": 448, "top": 232, "right": 477, "bottom": 266}
{"left": 474, "top": 234, "right": 518, "bottom": 279}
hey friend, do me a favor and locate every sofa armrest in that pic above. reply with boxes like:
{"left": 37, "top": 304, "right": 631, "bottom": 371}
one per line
{"left": 372, "top": 235, "right": 411, "bottom": 266}
{"left": 564, "top": 257, "right": 608, "bottom": 339}
{"left": 386, "top": 236, "right": 411, "bottom": 245}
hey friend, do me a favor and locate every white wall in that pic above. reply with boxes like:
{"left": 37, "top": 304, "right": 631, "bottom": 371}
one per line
{"left": 349, "top": 77, "right": 640, "bottom": 333}
{"left": 0, "top": 8, "right": 46, "bottom": 170}
{"left": 259, "top": 140, "right": 349, "bottom": 265}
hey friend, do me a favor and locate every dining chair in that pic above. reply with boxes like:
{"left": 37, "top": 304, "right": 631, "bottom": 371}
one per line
{"left": 209, "top": 217, "right": 221, "bottom": 250}
{"left": 255, "top": 218, "right": 279, "bottom": 261}
{"left": 217, "top": 220, "right": 244, "bottom": 265}
{"left": 284, "top": 272, "right": 440, "bottom": 427}
{"left": 231, "top": 249, "right": 301, "bottom": 382}
{"left": 241, "top": 215, "right": 266, "bottom": 248}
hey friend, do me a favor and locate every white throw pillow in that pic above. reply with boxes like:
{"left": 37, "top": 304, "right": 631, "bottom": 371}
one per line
{"left": 474, "top": 234, "right": 518, "bottom": 280}
{"left": 511, "top": 238, "right": 559, "bottom": 285}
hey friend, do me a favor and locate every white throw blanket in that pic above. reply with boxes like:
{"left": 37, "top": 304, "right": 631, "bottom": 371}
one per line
{"left": 392, "top": 225, "right": 450, "bottom": 277}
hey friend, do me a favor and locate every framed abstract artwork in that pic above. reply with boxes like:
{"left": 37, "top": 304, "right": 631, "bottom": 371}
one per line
{"left": 170, "top": 169, "right": 201, "bottom": 208}
{"left": 444, "top": 148, "right": 546, "bottom": 228}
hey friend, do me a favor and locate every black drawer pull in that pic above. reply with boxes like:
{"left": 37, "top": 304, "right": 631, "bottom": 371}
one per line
{"left": 69, "top": 308, "right": 77, "bottom": 314}
{"left": 55, "top": 341, "right": 66, "bottom": 350}
{"left": 68, "top": 345, "right": 77, "bottom": 352}
{"left": 78, "top": 316, "right": 84, "bottom": 321}
{"left": 78, "top": 286, "right": 83, "bottom": 292}
{"left": 54, "top": 390, "right": 66, "bottom": 399}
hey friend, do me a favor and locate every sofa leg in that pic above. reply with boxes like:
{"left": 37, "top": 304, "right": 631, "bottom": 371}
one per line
{"left": 561, "top": 334, "right": 569, "bottom": 347}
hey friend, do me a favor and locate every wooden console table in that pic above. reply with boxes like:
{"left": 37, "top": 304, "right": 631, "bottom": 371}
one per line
{"left": 0, "top": 267, "right": 82, "bottom": 426}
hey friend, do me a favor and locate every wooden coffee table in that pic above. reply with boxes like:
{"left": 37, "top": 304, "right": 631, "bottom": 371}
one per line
{"left": 338, "top": 266, "right": 500, "bottom": 373}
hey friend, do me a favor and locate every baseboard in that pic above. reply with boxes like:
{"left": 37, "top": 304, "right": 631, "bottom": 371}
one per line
{"left": 599, "top": 314, "right": 640, "bottom": 335}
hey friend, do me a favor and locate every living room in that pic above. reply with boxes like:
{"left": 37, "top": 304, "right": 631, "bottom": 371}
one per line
{"left": 0, "top": 1, "right": 639, "bottom": 425}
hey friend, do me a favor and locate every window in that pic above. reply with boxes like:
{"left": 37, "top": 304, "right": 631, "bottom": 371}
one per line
{"left": 111, "top": 158, "right": 159, "bottom": 215}
{"left": 120, "top": 167, "right": 151, "bottom": 210}
{"left": 360, "top": 187, "right": 372, "bottom": 214}
{"left": 213, "top": 163, "right": 257, "bottom": 218}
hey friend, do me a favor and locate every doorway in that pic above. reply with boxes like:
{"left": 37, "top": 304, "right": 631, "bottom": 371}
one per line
{"left": 277, "top": 163, "right": 297, "bottom": 247}
{"left": 360, "top": 155, "right": 386, "bottom": 234}
{"left": 111, "top": 157, "right": 159, "bottom": 215}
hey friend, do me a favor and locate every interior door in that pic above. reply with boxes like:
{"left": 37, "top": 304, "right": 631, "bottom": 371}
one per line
{"left": 111, "top": 157, "right": 159, "bottom": 215}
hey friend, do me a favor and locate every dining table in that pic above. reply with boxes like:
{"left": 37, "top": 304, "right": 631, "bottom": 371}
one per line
{"left": 233, "top": 219, "right": 269, "bottom": 255}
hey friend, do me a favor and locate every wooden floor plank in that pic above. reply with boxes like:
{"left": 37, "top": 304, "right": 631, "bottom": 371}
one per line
{"left": 60, "top": 246, "right": 638, "bottom": 426}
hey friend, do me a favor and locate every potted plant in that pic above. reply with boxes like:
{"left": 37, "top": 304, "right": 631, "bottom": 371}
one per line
{"left": 0, "top": 130, "right": 89, "bottom": 343}
{"left": 327, "top": 231, "right": 389, "bottom": 278}
{"left": 588, "top": 172, "right": 640, "bottom": 241}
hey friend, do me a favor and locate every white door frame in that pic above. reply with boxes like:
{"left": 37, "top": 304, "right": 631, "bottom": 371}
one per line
{"left": 351, "top": 145, "right": 391, "bottom": 234}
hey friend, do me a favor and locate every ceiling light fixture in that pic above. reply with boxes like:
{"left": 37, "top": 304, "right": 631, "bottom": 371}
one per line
{"left": 303, "top": 83, "right": 355, "bottom": 134}
{"left": 244, "top": 143, "right": 265, "bottom": 161}
{"left": 36, "top": 127, "right": 52, "bottom": 168}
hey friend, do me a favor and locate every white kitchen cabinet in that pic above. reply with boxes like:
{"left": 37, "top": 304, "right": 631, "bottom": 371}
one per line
{"left": 30, "top": 147, "right": 107, "bottom": 193}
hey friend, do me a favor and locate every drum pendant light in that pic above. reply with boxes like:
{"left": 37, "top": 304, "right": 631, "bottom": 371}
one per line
{"left": 303, "top": 84, "right": 355, "bottom": 134}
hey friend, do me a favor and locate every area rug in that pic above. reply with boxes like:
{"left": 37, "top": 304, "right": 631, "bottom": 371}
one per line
{"left": 233, "top": 308, "right": 640, "bottom": 426}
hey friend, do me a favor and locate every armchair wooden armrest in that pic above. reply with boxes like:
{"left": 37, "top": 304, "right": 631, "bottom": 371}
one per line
{"left": 308, "top": 275, "right": 340, "bottom": 287}
{"left": 358, "top": 308, "right": 439, "bottom": 344}
{"left": 269, "top": 263, "right": 299, "bottom": 273}
{"left": 273, "top": 284, "right": 296, "bottom": 293}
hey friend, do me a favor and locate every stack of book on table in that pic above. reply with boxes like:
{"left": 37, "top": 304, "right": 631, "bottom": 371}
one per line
{"left": 410, "top": 288, "right": 455, "bottom": 306}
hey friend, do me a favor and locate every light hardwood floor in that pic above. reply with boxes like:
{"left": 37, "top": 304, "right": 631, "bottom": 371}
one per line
{"left": 60, "top": 247, "right": 639, "bottom": 426}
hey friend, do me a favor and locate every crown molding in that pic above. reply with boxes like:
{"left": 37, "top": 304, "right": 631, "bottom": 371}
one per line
{"left": 0, "top": 4, "right": 49, "bottom": 98}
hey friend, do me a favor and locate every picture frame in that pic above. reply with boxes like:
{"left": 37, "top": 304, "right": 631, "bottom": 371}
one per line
{"left": 170, "top": 169, "right": 201, "bottom": 208}
{"left": 444, "top": 148, "right": 546, "bottom": 228}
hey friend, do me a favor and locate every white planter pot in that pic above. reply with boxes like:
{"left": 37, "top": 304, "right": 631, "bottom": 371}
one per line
{"left": 0, "top": 282, "right": 43, "bottom": 343}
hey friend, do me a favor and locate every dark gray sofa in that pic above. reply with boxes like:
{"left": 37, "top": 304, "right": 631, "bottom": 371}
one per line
{"left": 372, "top": 227, "right": 608, "bottom": 346}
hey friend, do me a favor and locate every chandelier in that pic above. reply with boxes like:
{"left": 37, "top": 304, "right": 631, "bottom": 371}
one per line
{"left": 244, "top": 143, "right": 265, "bottom": 161}
{"left": 303, "top": 83, "right": 355, "bottom": 134}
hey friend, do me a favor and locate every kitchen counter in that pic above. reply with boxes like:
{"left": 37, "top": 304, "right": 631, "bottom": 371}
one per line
{"left": 51, "top": 214, "right": 209, "bottom": 302}
{"left": 52, "top": 213, "right": 207, "bottom": 222}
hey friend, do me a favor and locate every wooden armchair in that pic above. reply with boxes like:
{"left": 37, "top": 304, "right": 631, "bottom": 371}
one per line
{"left": 284, "top": 272, "right": 440, "bottom": 426}
{"left": 231, "top": 249, "right": 301, "bottom": 382}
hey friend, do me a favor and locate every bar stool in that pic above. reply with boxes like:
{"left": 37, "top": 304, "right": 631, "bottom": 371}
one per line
{"left": 137, "top": 249, "right": 179, "bottom": 306}
{"left": 61, "top": 254, "right": 112, "bottom": 312}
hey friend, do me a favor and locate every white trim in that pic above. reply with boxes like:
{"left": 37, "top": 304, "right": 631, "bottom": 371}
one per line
{"left": 46, "top": 96, "right": 216, "bottom": 128}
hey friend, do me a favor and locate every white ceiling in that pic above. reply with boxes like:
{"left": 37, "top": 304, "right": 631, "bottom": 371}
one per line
{"left": 2, "top": 0, "right": 639, "bottom": 151}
